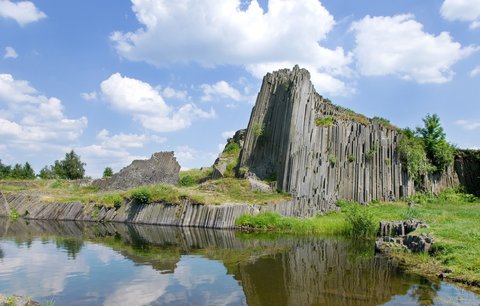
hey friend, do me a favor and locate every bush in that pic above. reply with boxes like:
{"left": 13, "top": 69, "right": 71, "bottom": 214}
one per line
{"left": 131, "top": 189, "right": 152, "bottom": 204}
{"left": 315, "top": 116, "right": 334, "bottom": 127}
{"left": 347, "top": 155, "right": 356, "bottom": 163}
{"left": 179, "top": 175, "right": 196, "bottom": 187}
{"left": 252, "top": 123, "right": 264, "bottom": 138}
{"left": 328, "top": 154, "right": 337, "bottom": 166}
{"left": 344, "top": 204, "right": 377, "bottom": 238}
{"left": 102, "top": 194, "right": 123, "bottom": 208}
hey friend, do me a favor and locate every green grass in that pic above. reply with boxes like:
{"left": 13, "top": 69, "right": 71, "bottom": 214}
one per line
{"left": 0, "top": 177, "right": 291, "bottom": 208}
{"left": 315, "top": 116, "right": 334, "bottom": 127}
{"left": 179, "top": 168, "right": 212, "bottom": 187}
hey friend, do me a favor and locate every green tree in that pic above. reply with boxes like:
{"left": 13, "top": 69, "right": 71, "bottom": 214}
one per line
{"left": 22, "top": 162, "right": 36, "bottom": 179}
{"left": 103, "top": 167, "right": 113, "bottom": 178}
{"left": 0, "top": 160, "right": 11, "bottom": 179}
{"left": 416, "top": 114, "right": 454, "bottom": 171}
{"left": 54, "top": 150, "right": 86, "bottom": 180}
{"left": 39, "top": 165, "right": 57, "bottom": 179}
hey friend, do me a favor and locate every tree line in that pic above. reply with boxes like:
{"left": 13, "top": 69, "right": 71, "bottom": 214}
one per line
{"left": 0, "top": 150, "right": 86, "bottom": 180}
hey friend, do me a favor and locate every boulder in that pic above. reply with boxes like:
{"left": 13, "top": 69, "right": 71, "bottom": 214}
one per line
{"left": 93, "top": 151, "right": 180, "bottom": 190}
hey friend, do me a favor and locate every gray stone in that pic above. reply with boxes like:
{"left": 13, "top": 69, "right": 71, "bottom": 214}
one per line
{"left": 93, "top": 152, "right": 180, "bottom": 190}
{"left": 239, "top": 65, "right": 412, "bottom": 215}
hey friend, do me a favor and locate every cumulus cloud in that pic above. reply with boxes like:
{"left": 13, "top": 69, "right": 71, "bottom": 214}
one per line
{"left": 221, "top": 130, "right": 236, "bottom": 139}
{"left": 101, "top": 73, "right": 214, "bottom": 132}
{"left": 471, "top": 65, "right": 480, "bottom": 77}
{"left": 81, "top": 91, "right": 97, "bottom": 101}
{"left": 0, "top": 0, "right": 46, "bottom": 26}
{"left": 351, "top": 14, "right": 477, "bottom": 83}
{"left": 110, "top": 0, "right": 352, "bottom": 96}
{"left": 455, "top": 119, "right": 480, "bottom": 130}
{"left": 175, "top": 145, "right": 217, "bottom": 170}
{"left": 0, "top": 73, "right": 87, "bottom": 143}
{"left": 3, "top": 46, "right": 18, "bottom": 59}
{"left": 161, "top": 86, "right": 188, "bottom": 101}
{"left": 441, "top": 0, "right": 480, "bottom": 29}
{"left": 201, "top": 81, "right": 242, "bottom": 102}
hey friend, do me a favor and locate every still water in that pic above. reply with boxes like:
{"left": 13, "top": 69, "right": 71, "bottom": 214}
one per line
{"left": 0, "top": 218, "right": 479, "bottom": 306}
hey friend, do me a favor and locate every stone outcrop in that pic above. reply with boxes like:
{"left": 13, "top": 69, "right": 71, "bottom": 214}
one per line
{"left": 376, "top": 219, "right": 433, "bottom": 253}
{"left": 93, "top": 152, "right": 180, "bottom": 190}
{"left": 454, "top": 150, "right": 480, "bottom": 196}
{"left": 211, "top": 129, "right": 246, "bottom": 179}
{"left": 239, "top": 66, "right": 412, "bottom": 215}
{"left": 0, "top": 192, "right": 297, "bottom": 229}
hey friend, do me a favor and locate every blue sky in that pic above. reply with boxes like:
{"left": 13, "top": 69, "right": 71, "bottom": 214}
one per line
{"left": 0, "top": 0, "right": 479, "bottom": 178}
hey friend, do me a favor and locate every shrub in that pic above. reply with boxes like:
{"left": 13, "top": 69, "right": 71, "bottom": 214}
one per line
{"left": 365, "top": 144, "right": 378, "bottom": 160}
{"left": 223, "top": 142, "right": 240, "bottom": 155}
{"left": 179, "top": 175, "right": 196, "bottom": 187}
{"left": 315, "top": 116, "right": 334, "bottom": 127}
{"left": 344, "top": 204, "right": 377, "bottom": 238}
{"left": 9, "top": 208, "right": 19, "bottom": 221}
{"left": 328, "top": 154, "right": 337, "bottom": 166}
{"left": 252, "top": 123, "right": 264, "bottom": 138}
{"left": 347, "top": 155, "right": 356, "bottom": 163}
{"left": 131, "top": 189, "right": 152, "bottom": 204}
{"left": 224, "top": 159, "right": 238, "bottom": 178}
{"left": 102, "top": 194, "right": 123, "bottom": 208}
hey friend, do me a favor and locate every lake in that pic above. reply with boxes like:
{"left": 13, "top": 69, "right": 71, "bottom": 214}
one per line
{"left": 0, "top": 218, "right": 479, "bottom": 305}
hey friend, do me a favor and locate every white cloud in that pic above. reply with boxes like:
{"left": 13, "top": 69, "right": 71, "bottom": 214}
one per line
{"left": 351, "top": 14, "right": 478, "bottom": 83}
{"left": 4, "top": 46, "right": 18, "bottom": 59}
{"left": 161, "top": 86, "right": 188, "bottom": 101}
{"left": 441, "top": 0, "right": 480, "bottom": 29}
{"left": 175, "top": 145, "right": 217, "bottom": 169}
{"left": 111, "top": 0, "right": 353, "bottom": 96}
{"left": 455, "top": 119, "right": 480, "bottom": 130}
{"left": 0, "top": 0, "right": 46, "bottom": 26}
{"left": 76, "top": 144, "right": 147, "bottom": 178}
{"left": 221, "top": 130, "right": 236, "bottom": 139}
{"left": 201, "top": 81, "right": 242, "bottom": 102}
{"left": 471, "top": 65, "right": 480, "bottom": 77}
{"left": 81, "top": 91, "right": 97, "bottom": 101}
{"left": 100, "top": 73, "right": 215, "bottom": 132}
{"left": 0, "top": 73, "right": 87, "bottom": 143}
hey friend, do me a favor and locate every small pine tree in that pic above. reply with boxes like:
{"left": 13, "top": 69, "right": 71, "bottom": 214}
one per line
{"left": 416, "top": 114, "right": 454, "bottom": 171}
{"left": 22, "top": 162, "right": 36, "bottom": 179}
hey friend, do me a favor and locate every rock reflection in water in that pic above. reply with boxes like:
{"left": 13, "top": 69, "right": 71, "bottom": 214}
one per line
{"left": 0, "top": 218, "right": 479, "bottom": 305}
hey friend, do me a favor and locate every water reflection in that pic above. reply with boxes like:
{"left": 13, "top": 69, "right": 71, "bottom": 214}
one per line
{"left": 0, "top": 218, "right": 479, "bottom": 305}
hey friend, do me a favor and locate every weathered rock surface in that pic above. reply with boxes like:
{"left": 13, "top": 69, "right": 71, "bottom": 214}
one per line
{"left": 376, "top": 219, "right": 433, "bottom": 253}
{"left": 378, "top": 219, "right": 428, "bottom": 237}
{"left": 93, "top": 152, "right": 180, "bottom": 190}
{"left": 454, "top": 150, "right": 480, "bottom": 196}
{"left": 0, "top": 192, "right": 299, "bottom": 229}
{"left": 212, "top": 129, "right": 246, "bottom": 179}
{"left": 239, "top": 66, "right": 412, "bottom": 215}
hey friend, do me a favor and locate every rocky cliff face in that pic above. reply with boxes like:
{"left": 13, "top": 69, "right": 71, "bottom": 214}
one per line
{"left": 239, "top": 66, "right": 412, "bottom": 213}
{"left": 93, "top": 151, "right": 180, "bottom": 190}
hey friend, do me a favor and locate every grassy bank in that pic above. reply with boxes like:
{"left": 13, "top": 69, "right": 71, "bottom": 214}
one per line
{"left": 236, "top": 189, "right": 480, "bottom": 290}
{"left": 0, "top": 173, "right": 291, "bottom": 207}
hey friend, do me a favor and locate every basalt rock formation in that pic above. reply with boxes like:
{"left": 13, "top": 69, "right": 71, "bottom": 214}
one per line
{"left": 93, "top": 151, "right": 180, "bottom": 190}
{"left": 239, "top": 66, "right": 412, "bottom": 214}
